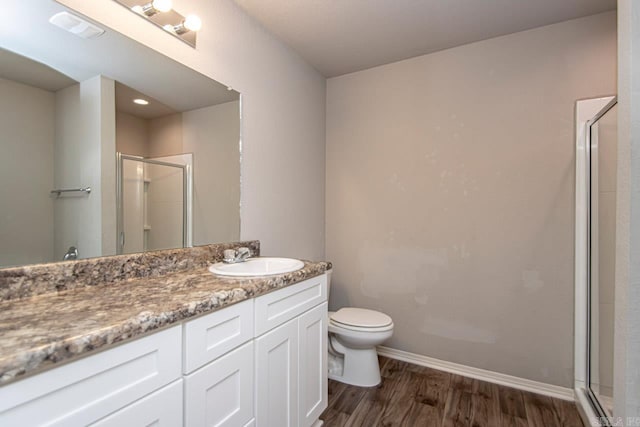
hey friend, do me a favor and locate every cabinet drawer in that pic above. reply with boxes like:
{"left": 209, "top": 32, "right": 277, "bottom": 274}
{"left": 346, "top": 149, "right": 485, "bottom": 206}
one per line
{"left": 0, "top": 325, "right": 182, "bottom": 427}
{"left": 254, "top": 274, "right": 327, "bottom": 336}
{"left": 90, "top": 379, "right": 183, "bottom": 427}
{"left": 183, "top": 299, "right": 254, "bottom": 373}
{"left": 184, "top": 341, "right": 254, "bottom": 427}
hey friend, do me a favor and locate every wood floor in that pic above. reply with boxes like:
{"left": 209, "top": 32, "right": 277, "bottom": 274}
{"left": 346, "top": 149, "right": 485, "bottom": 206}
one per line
{"left": 320, "top": 356, "right": 584, "bottom": 427}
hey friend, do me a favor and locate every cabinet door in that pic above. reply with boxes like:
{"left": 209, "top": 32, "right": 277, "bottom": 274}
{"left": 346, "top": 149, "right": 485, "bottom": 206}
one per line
{"left": 90, "top": 380, "right": 183, "bottom": 427}
{"left": 298, "top": 302, "right": 328, "bottom": 427}
{"left": 184, "top": 341, "right": 254, "bottom": 427}
{"left": 255, "top": 318, "right": 299, "bottom": 427}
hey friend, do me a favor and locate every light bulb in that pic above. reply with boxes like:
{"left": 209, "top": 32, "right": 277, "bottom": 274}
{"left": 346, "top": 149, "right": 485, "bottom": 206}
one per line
{"left": 151, "top": 0, "right": 172, "bottom": 13}
{"left": 183, "top": 14, "right": 202, "bottom": 32}
{"left": 133, "top": 99, "right": 149, "bottom": 105}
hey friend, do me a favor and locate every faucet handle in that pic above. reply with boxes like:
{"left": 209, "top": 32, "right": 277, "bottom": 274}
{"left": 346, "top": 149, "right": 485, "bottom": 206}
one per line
{"left": 63, "top": 246, "right": 78, "bottom": 261}
{"left": 223, "top": 249, "right": 236, "bottom": 261}
{"left": 222, "top": 247, "right": 251, "bottom": 264}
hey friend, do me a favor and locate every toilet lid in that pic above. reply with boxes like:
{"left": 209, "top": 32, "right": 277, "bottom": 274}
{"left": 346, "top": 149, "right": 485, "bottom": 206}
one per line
{"left": 330, "top": 308, "right": 392, "bottom": 328}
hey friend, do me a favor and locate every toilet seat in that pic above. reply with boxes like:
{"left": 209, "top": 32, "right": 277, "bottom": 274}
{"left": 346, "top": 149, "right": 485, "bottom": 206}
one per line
{"left": 330, "top": 308, "right": 393, "bottom": 332}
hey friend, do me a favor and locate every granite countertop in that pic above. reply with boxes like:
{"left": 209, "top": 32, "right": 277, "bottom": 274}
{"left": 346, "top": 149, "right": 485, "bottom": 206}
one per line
{"left": 0, "top": 260, "right": 330, "bottom": 385}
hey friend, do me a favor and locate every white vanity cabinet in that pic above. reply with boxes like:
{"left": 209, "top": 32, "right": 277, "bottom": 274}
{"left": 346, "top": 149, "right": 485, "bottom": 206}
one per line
{"left": 0, "top": 325, "right": 183, "bottom": 427}
{"left": 298, "top": 303, "right": 329, "bottom": 426}
{"left": 254, "top": 274, "right": 328, "bottom": 427}
{"left": 183, "top": 298, "right": 256, "bottom": 427}
{"left": 90, "top": 380, "right": 184, "bottom": 427}
{"left": 255, "top": 318, "right": 300, "bottom": 426}
{"left": 0, "top": 273, "right": 328, "bottom": 427}
{"left": 185, "top": 341, "right": 255, "bottom": 427}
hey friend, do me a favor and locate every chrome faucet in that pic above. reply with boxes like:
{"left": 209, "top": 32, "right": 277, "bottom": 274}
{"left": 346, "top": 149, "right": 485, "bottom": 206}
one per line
{"left": 223, "top": 247, "right": 251, "bottom": 264}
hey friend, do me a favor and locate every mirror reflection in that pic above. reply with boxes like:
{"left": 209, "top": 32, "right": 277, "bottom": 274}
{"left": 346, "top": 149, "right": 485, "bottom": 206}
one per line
{"left": 0, "top": 3, "right": 240, "bottom": 268}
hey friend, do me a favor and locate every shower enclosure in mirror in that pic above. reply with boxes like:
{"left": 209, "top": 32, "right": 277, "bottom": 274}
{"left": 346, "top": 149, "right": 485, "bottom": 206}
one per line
{"left": 117, "top": 153, "right": 193, "bottom": 255}
{"left": 0, "top": 1, "right": 241, "bottom": 268}
{"left": 574, "top": 96, "right": 617, "bottom": 424}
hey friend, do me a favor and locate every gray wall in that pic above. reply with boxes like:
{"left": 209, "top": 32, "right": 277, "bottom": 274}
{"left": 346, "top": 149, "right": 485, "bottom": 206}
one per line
{"left": 326, "top": 12, "right": 617, "bottom": 387}
{"left": 183, "top": 101, "right": 241, "bottom": 245}
{"left": 615, "top": 0, "right": 640, "bottom": 418}
{"left": 0, "top": 78, "right": 55, "bottom": 267}
{"left": 116, "top": 111, "right": 149, "bottom": 157}
{"left": 58, "top": 0, "right": 327, "bottom": 262}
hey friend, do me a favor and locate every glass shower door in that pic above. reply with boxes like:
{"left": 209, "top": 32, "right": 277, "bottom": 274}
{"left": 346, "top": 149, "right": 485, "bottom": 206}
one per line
{"left": 587, "top": 100, "right": 617, "bottom": 417}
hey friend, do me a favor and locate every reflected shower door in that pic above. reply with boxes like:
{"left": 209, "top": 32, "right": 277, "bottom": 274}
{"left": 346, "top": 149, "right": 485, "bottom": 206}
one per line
{"left": 117, "top": 153, "right": 189, "bottom": 255}
{"left": 587, "top": 100, "right": 617, "bottom": 417}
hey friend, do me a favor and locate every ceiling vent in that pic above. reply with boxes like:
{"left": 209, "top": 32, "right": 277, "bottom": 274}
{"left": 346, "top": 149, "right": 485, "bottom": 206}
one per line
{"left": 49, "top": 11, "right": 105, "bottom": 39}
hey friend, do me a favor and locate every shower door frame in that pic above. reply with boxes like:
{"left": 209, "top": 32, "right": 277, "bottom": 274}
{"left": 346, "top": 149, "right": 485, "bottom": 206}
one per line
{"left": 574, "top": 96, "right": 617, "bottom": 426}
{"left": 116, "top": 152, "right": 193, "bottom": 255}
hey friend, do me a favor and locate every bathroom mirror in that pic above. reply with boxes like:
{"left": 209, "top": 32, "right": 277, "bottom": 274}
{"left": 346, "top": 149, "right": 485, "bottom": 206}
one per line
{"left": 0, "top": 1, "right": 241, "bottom": 268}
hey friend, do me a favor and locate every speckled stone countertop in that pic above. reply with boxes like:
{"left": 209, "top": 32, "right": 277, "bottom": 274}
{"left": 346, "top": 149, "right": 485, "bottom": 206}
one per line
{"left": 0, "top": 242, "right": 331, "bottom": 385}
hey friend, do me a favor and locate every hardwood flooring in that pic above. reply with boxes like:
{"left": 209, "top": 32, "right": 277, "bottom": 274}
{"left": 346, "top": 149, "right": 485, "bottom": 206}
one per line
{"left": 320, "top": 356, "right": 584, "bottom": 427}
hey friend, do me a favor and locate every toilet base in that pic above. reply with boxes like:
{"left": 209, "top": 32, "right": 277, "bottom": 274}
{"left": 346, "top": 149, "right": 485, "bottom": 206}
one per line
{"left": 327, "top": 346, "right": 381, "bottom": 387}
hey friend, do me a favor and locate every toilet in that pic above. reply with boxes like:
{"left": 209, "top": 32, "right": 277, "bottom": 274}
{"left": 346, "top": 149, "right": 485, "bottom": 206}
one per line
{"left": 326, "top": 269, "right": 394, "bottom": 387}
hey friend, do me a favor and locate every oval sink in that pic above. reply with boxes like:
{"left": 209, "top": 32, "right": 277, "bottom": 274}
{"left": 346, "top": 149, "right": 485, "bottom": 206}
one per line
{"left": 208, "top": 257, "right": 305, "bottom": 277}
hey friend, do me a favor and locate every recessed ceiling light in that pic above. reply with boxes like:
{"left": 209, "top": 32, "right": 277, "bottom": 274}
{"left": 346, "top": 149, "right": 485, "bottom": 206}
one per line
{"left": 133, "top": 99, "right": 149, "bottom": 105}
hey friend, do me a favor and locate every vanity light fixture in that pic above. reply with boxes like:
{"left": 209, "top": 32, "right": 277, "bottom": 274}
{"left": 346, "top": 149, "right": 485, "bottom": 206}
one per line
{"left": 133, "top": 98, "right": 149, "bottom": 105}
{"left": 132, "top": 0, "right": 172, "bottom": 16}
{"left": 163, "top": 14, "right": 202, "bottom": 35}
{"left": 114, "top": 0, "right": 200, "bottom": 48}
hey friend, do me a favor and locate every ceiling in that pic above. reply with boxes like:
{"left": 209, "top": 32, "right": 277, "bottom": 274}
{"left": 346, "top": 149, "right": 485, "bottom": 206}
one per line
{"left": 0, "top": 47, "right": 184, "bottom": 120}
{"left": 0, "top": 48, "right": 76, "bottom": 92}
{"left": 233, "top": 0, "right": 617, "bottom": 77}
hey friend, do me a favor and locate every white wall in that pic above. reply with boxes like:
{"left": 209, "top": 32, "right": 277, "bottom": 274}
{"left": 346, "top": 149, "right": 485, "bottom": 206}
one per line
{"left": 54, "top": 76, "right": 116, "bottom": 260}
{"left": 183, "top": 101, "right": 241, "bottom": 245}
{"left": 58, "top": 0, "right": 327, "bottom": 261}
{"left": 0, "top": 78, "right": 55, "bottom": 267}
{"left": 326, "top": 12, "right": 616, "bottom": 388}
{"left": 615, "top": 0, "right": 640, "bottom": 418}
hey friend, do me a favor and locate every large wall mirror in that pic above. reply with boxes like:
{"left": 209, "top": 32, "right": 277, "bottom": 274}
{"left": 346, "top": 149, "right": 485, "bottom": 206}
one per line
{"left": 0, "top": 1, "right": 241, "bottom": 268}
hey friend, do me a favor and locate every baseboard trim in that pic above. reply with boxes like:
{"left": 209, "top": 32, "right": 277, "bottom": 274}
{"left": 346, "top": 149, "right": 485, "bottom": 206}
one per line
{"left": 377, "top": 346, "right": 574, "bottom": 401}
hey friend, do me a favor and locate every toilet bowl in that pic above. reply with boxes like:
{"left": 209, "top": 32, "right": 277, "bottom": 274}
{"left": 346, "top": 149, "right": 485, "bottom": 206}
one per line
{"left": 326, "top": 270, "right": 394, "bottom": 387}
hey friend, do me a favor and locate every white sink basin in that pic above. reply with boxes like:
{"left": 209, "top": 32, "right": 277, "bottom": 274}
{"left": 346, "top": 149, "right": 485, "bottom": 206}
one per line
{"left": 208, "top": 257, "right": 305, "bottom": 277}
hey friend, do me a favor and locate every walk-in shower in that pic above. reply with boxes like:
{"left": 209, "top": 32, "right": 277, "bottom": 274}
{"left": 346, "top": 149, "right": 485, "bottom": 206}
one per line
{"left": 575, "top": 96, "right": 617, "bottom": 425}
{"left": 116, "top": 152, "right": 193, "bottom": 255}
